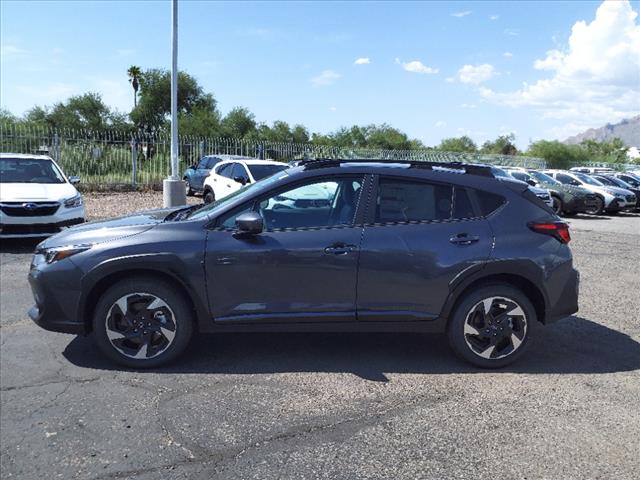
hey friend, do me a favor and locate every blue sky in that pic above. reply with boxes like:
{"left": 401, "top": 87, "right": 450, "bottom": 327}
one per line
{"left": 1, "top": 0, "right": 639, "bottom": 148}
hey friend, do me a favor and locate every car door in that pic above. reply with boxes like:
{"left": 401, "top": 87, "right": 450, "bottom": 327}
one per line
{"left": 356, "top": 176, "right": 494, "bottom": 321}
{"left": 194, "top": 157, "right": 213, "bottom": 190}
{"left": 212, "top": 162, "right": 237, "bottom": 199}
{"left": 204, "top": 175, "right": 368, "bottom": 323}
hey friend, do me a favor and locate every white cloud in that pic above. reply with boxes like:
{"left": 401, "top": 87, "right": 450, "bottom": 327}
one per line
{"left": 489, "top": 15, "right": 499, "bottom": 21}
{"left": 461, "top": 103, "right": 477, "bottom": 109}
{"left": 504, "top": 28, "right": 520, "bottom": 36}
{"left": 1, "top": 44, "right": 26, "bottom": 59}
{"left": 503, "top": 51, "right": 513, "bottom": 58}
{"left": 480, "top": 0, "right": 640, "bottom": 134}
{"left": 456, "top": 64, "right": 496, "bottom": 84}
{"left": 435, "top": 121, "right": 447, "bottom": 127}
{"left": 451, "top": 11, "right": 472, "bottom": 18}
{"left": 354, "top": 57, "right": 370, "bottom": 65}
{"left": 310, "top": 69, "right": 341, "bottom": 87}
{"left": 395, "top": 58, "right": 439, "bottom": 74}
{"left": 329, "top": 106, "right": 337, "bottom": 111}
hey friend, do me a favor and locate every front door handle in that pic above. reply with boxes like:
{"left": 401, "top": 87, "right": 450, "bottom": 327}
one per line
{"left": 449, "top": 233, "right": 480, "bottom": 245}
{"left": 324, "top": 243, "right": 357, "bottom": 255}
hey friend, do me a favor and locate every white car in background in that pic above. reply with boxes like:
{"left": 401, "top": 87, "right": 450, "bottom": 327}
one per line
{"left": 0, "top": 153, "right": 85, "bottom": 238}
{"left": 202, "top": 159, "right": 289, "bottom": 203}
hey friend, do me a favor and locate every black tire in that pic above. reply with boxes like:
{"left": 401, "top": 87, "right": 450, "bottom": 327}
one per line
{"left": 184, "top": 179, "right": 194, "bottom": 197}
{"left": 551, "top": 195, "right": 563, "bottom": 216}
{"left": 92, "top": 276, "right": 194, "bottom": 369}
{"left": 203, "top": 189, "right": 215, "bottom": 204}
{"left": 586, "top": 196, "right": 604, "bottom": 215}
{"left": 447, "top": 284, "right": 536, "bottom": 368}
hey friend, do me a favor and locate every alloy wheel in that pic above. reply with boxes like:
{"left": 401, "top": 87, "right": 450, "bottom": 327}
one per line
{"left": 463, "top": 296, "right": 528, "bottom": 360}
{"left": 105, "top": 293, "right": 177, "bottom": 360}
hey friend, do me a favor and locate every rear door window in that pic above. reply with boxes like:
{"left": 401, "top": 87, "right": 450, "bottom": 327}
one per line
{"left": 453, "top": 187, "right": 476, "bottom": 219}
{"left": 475, "top": 190, "right": 505, "bottom": 216}
{"left": 375, "top": 178, "right": 452, "bottom": 223}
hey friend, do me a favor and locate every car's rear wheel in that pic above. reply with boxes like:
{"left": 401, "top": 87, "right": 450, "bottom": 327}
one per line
{"left": 185, "top": 179, "right": 194, "bottom": 196}
{"left": 586, "top": 196, "right": 604, "bottom": 215}
{"left": 447, "top": 285, "right": 535, "bottom": 368}
{"left": 203, "top": 189, "right": 215, "bottom": 204}
{"left": 92, "top": 277, "right": 194, "bottom": 368}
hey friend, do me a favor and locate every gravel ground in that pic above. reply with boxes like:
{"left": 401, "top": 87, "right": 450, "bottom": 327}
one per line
{"left": 1, "top": 196, "right": 639, "bottom": 480}
{"left": 83, "top": 192, "right": 201, "bottom": 221}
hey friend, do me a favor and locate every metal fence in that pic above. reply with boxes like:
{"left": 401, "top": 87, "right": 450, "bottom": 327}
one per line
{"left": 0, "top": 123, "right": 554, "bottom": 188}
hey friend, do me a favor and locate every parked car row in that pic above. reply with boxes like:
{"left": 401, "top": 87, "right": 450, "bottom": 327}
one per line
{"left": 494, "top": 165, "right": 639, "bottom": 216}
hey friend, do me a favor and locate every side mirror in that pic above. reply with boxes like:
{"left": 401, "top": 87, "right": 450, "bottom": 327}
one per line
{"left": 233, "top": 176, "right": 248, "bottom": 185}
{"left": 69, "top": 175, "right": 80, "bottom": 185}
{"left": 527, "top": 179, "right": 537, "bottom": 187}
{"left": 235, "top": 211, "right": 263, "bottom": 235}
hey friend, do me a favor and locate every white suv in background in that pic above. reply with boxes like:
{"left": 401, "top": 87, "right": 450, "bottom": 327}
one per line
{"left": 202, "top": 159, "right": 289, "bottom": 203}
{"left": 0, "top": 154, "right": 85, "bottom": 238}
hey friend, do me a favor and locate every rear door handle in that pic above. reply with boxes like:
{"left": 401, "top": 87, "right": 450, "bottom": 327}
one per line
{"left": 449, "top": 234, "right": 480, "bottom": 245}
{"left": 324, "top": 243, "right": 357, "bottom": 255}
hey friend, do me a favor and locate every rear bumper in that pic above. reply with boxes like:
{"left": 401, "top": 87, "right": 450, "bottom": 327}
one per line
{"left": 545, "top": 268, "right": 579, "bottom": 324}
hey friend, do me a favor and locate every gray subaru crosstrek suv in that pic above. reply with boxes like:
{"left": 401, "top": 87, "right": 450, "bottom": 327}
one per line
{"left": 28, "top": 160, "right": 579, "bottom": 369}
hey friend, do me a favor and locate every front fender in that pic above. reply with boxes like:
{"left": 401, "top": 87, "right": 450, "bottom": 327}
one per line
{"left": 78, "top": 253, "right": 210, "bottom": 330}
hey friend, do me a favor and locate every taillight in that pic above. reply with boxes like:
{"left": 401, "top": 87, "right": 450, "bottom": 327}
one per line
{"left": 528, "top": 221, "right": 571, "bottom": 244}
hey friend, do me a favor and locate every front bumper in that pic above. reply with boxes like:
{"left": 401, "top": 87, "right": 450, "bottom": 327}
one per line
{"left": 0, "top": 205, "right": 85, "bottom": 238}
{"left": 28, "top": 255, "right": 86, "bottom": 335}
{"left": 564, "top": 195, "right": 596, "bottom": 213}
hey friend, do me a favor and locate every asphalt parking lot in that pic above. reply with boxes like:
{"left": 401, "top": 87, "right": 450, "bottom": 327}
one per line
{"left": 1, "top": 207, "right": 639, "bottom": 479}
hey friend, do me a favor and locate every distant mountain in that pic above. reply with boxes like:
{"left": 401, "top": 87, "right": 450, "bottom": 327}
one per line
{"left": 564, "top": 116, "right": 640, "bottom": 147}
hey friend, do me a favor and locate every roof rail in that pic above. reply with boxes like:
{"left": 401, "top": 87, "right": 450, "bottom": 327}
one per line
{"left": 298, "top": 158, "right": 494, "bottom": 177}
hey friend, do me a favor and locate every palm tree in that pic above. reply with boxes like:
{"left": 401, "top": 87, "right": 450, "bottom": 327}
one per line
{"left": 127, "top": 65, "right": 142, "bottom": 108}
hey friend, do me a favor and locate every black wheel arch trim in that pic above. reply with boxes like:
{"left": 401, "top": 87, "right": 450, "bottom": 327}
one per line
{"left": 79, "top": 253, "right": 209, "bottom": 333}
{"left": 441, "top": 259, "right": 550, "bottom": 324}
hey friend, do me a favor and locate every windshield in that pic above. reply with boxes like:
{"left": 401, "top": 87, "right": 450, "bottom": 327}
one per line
{"left": 574, "top": 172, "right": 603, "bottom": 186}
{"left": 188, "top": 170, "right": 290, "bottom": 220}
{"left": 620, "top": 175, "right": 640, "bottom": 187}
{"left": 594, "top": 176, "right": 615, "bottom": 186}
{"left": 528, "top": 170, "right": 560, "bottom": 185}
{"left": 0, "top": 158, "right": 66, "bottom": 184}
{"left": 248, "top": 164, "right": 289, "bottom": 181}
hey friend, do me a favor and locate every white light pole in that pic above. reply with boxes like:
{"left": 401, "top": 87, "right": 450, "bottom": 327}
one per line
{"left": 163, "top": 0, "right": 186, "bottom": 207}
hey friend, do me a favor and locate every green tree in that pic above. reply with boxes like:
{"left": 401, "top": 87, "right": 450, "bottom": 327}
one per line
{"left": 580, "top": 138, "right": 629, "bottom": 163}
{"left": 127, "top": 65, "right": 142, "bottom": 108}
{"left": 220, "top": 107, "right": 257, "bottom": 138}
{"left": 130, "top": 68, "right": 218, "bottom": 131}
{"left": 526, "top": 140, "right": 586, "bottom": 169}
{"left": 481, "top": 133, "right": 518, "bottom": 155}
{"left": 41, "top": 93, "right": 116, "bottom": 131}
{"left": 178, "top": 106, "right": 221, "bottom": 137}
{"left": 437, "top": 136, "right": 477, "bottom": 153}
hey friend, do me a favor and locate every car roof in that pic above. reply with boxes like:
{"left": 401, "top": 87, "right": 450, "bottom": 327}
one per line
{"left": 217, "top": 159, "right": 285, "bottom": 166}
{"left": 0, "top": 153, "right": 54, "bottom": 160}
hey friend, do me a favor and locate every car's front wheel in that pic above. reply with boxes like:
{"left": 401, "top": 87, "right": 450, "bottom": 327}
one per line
{"left": 92, "top": 277, "right": 194, "bottom": 368}
{"left": 551, "top": 195, "right": 563, "bottom": 215}
{"left": 447, "top": 285, "right": 535, "bottom": 368}
{"left": 586, "top": 196, "right": 604, "bottom": 215}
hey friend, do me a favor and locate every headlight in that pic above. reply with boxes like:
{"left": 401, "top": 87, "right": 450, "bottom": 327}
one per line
{"left": 63, "top": 194, "right": 83, "bottom": 208}
{"left": 42, "top": 245, "right": 90, "bottom": 264}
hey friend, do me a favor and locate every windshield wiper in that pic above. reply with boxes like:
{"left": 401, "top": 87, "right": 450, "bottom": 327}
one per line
{"left": 165, "top": 204, "right": 200, "bottom": 222}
